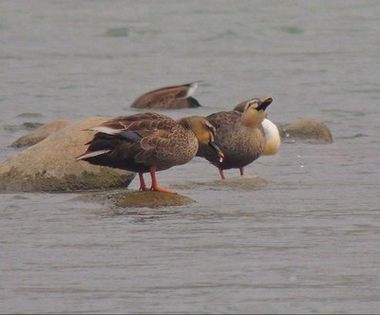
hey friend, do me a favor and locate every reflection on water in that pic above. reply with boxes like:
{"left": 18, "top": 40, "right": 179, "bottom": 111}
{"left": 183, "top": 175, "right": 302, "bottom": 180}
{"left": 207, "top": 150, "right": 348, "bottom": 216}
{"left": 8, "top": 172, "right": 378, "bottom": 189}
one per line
{"left": 1, "top": 0, "right": 380, "bottom": 313}
{"left": 172, "top": 175, "right": 270, "bottom": 190}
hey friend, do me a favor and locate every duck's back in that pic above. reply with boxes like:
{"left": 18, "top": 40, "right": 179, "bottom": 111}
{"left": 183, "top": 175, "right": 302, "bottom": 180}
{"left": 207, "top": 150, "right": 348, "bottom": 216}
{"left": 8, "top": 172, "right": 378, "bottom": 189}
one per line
{"left": 131, "top": 83, "right": 201, "bottom": 109}
{"left": 80, "top": 113, "right": 199, "bottom": 172}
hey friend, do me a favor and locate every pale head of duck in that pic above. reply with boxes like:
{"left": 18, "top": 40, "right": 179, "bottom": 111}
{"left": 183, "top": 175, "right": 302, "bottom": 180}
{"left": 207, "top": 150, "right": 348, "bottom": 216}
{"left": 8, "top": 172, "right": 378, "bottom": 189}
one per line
{"left": 179, "top": 116, "right": 224, "bottom": 161}
{"left": 241, "top": 97, "right": 273, "bottom": 127}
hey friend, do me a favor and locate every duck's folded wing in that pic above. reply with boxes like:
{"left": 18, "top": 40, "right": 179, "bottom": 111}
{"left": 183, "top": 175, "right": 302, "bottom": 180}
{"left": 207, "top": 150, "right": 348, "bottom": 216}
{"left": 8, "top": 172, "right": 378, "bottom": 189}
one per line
{"left": 77, "top": 113, "right": 176, "bottom": 162}
{"left": 134, "top": 129, "right": 173, "bottom": 164}
{"left": 91, "top": 113, "right": 170, "bottom": 134}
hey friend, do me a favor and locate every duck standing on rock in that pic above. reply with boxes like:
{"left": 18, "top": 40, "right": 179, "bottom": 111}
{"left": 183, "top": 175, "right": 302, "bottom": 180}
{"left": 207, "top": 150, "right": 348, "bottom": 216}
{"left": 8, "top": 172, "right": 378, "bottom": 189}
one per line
{"left": 76, "top": 112, "right": 224, "bottom": 193}
{"left": 197, "top": 97, "right": 273, "bottom": 180}
{"left": 234, "top": 100, "right": 281, "bottom": 156}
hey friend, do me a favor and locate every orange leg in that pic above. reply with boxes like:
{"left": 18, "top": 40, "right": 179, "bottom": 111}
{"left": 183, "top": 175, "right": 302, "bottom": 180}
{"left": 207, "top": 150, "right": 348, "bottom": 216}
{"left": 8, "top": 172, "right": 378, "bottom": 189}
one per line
{"left": 218, "top": 168, "right": 225, "bottom": 180}
{"left": 149, "top": 166, "right": 175, "bottom": 194}
{"left": 138, "top": 172, "right": 148, "bottom": 191}
{"left": 239, "top": 167, "right": 244, "bottom": 177}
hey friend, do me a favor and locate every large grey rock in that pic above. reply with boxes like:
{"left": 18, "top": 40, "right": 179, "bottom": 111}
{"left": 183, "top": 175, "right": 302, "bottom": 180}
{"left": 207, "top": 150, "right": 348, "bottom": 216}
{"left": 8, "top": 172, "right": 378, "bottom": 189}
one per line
{"left": 279, "top": 118, "right": 333, "bottom": 143}
{"left": 0, "top": 117, "right": 135, "bottom": 192}
{"left": 10, "top": 118, "right": 71, "bottom": 148}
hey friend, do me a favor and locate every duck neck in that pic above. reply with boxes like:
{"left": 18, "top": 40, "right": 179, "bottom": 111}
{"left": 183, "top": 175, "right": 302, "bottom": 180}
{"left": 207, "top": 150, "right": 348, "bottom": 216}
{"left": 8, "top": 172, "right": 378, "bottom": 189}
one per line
{"left": 178, "top": 117, "right": 193, "bottom": 130}
{"left": 241, "top": 111, "right": 265, "bottom": 128}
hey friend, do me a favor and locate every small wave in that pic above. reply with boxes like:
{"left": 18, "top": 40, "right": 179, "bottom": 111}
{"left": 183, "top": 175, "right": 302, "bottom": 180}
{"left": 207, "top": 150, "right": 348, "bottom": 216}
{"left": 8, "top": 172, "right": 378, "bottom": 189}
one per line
{"left": 172, "top": 176, "right": 269, "bottom": 191}
{"left": 348, "top": 87, "right": 380, "bottom": 94}
{"left": 279, "top": 26, "right": 304, "bottom": 35}
{"left": 202, "top": 30, "right": 238, "bottom": 42}
{"left": 105, "top": 27, "right": 129, "bottom": 38}
{"left": 16, "top": 113, "right": 44, "bottom": 118}
{"left": 338, "top": 133, "right": 369, "bottom": 140}
{"left": 2, "top": 122, "right": 43, "bottom": 132}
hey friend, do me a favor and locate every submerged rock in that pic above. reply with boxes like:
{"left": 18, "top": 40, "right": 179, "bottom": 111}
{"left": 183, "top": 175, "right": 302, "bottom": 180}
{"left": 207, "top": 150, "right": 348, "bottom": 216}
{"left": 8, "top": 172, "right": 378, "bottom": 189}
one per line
{"left": 10, "top": 118, "right": 71, "bottom": 148}
{"left": 0, "top": 117, "right": 135, "bottom": 192}
{"left": 115, "top": 191, "right": 194, "bottom": 208}
{"left": 279, "top": 118, "right": 333, "bottom": 143}
{"left": 81, "top": 190, "right": 194, "bottom": 208}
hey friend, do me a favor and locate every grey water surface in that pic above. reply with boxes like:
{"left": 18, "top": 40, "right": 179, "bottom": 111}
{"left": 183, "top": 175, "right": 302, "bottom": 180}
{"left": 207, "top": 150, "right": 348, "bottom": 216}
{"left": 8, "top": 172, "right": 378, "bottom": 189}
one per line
{"left": 1, "top": 1, "right": 380, "bottom": 313}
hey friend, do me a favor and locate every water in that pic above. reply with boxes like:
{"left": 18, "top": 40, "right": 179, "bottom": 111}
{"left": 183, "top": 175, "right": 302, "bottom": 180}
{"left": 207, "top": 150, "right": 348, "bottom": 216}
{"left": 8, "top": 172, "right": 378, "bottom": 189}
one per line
{"left": 1, "top": 0, "right": 380, "bottom": 313}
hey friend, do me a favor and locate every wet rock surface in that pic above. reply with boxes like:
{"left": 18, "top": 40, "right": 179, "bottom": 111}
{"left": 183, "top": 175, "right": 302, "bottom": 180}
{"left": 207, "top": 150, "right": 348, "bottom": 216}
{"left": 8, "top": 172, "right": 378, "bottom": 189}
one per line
{"left": 80, "top": 190, "right": 194, "bottom": 208}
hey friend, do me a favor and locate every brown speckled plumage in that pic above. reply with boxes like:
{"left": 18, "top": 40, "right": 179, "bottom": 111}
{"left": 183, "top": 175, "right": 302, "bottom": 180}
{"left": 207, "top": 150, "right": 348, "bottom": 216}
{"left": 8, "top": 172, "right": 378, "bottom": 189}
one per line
{"left": 77, "top": 112, "right": 223, "bottom": 192}
{"left": 130, "top": 82, "right": 201, "bottom": 109}
{"left": 197, "top": 97, "right": 273, "bottom": 179}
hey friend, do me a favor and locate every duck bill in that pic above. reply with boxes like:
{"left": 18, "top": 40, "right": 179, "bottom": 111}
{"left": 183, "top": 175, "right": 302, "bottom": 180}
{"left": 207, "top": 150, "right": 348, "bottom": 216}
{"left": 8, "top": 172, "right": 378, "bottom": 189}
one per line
{"left": 209, "top": 141, "right": 224, "bottom": 162}
{"left": 257, "top": 97, "right": 273, "bottom": 111}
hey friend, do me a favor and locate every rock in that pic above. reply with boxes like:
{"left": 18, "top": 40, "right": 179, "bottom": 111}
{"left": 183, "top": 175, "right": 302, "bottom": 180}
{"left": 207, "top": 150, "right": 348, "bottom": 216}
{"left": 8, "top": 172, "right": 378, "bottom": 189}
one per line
{"left": 80, "top": 190, "right": 194, "bottom": 208}
{"left": 280, "top": 118, "right": 333, "bottom": 143}
{"left": 0, "top": 117, "right": 135, "bottom": 192}
{"left": 10, "top": 118, "right": 71, "bottom": 148}
{"left": 115, "top": 191, "right": 194, "bottom": 208}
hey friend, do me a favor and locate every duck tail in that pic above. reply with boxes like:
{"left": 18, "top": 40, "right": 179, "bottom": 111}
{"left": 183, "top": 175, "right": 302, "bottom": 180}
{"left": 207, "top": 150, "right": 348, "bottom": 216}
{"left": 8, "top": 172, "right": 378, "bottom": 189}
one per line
{"left": 75, "top": 149, "right": 111, "bottom": 161}
{"left": 187, "top": 96, "right": 202, "bottom": 108}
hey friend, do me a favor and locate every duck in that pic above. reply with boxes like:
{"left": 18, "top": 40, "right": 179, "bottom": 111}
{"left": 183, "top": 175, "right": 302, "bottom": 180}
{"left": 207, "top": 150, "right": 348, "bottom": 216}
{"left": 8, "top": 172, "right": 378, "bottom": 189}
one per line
{"left": 130, "top": 82, "right": 202, "bottom": 109}
{"left": 197, "top": 97, "right": 273, "bottom": 180}
{"left": 233, "top": 100, "right": 280, "bottom": 156}
{"left": 76, "top": 112, "right": 224, "bottom": 193}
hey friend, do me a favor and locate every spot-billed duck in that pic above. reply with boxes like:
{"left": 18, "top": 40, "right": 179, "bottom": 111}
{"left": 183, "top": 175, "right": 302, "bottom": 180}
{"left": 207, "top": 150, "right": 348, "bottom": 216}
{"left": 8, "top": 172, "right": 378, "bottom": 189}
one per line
{"left": 197, "top": 97, "right": 272, "bottom": 179}
{"left": 76, "top": 112, "right": 224, "bottom": 193}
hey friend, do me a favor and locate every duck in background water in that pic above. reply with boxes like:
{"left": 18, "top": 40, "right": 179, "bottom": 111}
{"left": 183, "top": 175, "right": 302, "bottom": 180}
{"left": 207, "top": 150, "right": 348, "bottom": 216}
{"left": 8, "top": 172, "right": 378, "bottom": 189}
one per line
{"left": 197, "top": 97, "right": 273, "bottom": 180}
{"left": 233, "top": 99, "right": 281, "bottom": 156}
{"left": 76, "top": 112, "right": 224, "bottom": 193}
{"left": 130, "top": 82, "right": 201, "bottom": 109}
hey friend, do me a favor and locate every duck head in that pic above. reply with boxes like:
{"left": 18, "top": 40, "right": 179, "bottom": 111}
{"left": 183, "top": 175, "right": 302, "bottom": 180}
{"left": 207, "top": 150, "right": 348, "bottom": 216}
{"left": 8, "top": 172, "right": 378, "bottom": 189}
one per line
{"left": 240, "top": 97, "right": 273, "bottom": 127}
{"left": 180, "top": 116, "right": 224, "bottom": 162}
